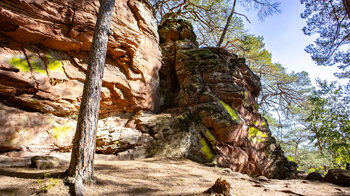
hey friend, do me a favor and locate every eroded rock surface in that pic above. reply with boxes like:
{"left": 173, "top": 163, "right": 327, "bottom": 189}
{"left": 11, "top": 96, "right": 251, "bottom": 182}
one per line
{"left": 0, "top": 0, "right": 161, "bottom": 116}
{"left": 0, "top": 102, "right": 150, "bottom": 159}
{"left": 142, "top": 19, "right": 296, "bottom": 179}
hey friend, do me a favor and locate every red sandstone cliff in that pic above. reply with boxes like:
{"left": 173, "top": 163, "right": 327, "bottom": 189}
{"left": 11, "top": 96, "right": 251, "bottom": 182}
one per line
{"left": 0, "top": 0, "right": 161, "bottom": 116}
{"left": 0, "top": 1, "right": 295, "bottom": 179}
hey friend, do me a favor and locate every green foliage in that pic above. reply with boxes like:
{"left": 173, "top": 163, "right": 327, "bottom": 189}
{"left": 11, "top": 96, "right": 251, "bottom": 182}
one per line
{"left": 151, "top": 0, "right": 280, "bottom": 48}
{"left": 282, "top": 145, "right": 335, "bottom": 176}
{"left": 301, "top": 0, "right": 350, "bottom": 79}
{"left": 305, "top": 80, "right": 350, "bottom": 167}
{"left": 234, "top": 34, "right": 312, "bottom": 126}
{"left": 37, "top": 173, "right": 59, "bottom": 193}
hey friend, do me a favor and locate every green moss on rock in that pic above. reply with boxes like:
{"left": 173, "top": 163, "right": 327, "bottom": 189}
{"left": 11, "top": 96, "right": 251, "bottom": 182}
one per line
{"left": 200, "top": 138, "right": 215, "bottom": 160}
{"left": 248, "top": 126, "right": 267, "bottom": 143}
{"left": 219, "top": 100, "right": 240, "bottom": 123}
{"left": 8, "top": 54, "right": 63, "bottom": 74}
{"left": 51, "top": 125, "right": 73, "bottom": 139}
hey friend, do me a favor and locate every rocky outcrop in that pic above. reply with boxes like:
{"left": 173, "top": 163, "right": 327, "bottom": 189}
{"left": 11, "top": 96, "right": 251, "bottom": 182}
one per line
{"left": 0, "top": 0, "right": 161, "bottom": 116}
{"left": 141, "top": 19, "right": 296, "bottom": 179}
{"left": 0, "top": 1, "right": 294, "bottom": 179}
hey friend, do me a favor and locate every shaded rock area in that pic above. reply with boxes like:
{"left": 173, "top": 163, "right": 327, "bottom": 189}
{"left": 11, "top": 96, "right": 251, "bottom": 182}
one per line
{"left": 305, "top": 172, "right": 323, "bottom": 181}
{"left": 324, "top": 169, "right": 350, "bottom": 187}
{"left": 0, "top": 0, "right": 161, "bottom": 116}
{"left": 0, "top": 0, "right": 295, "bottom": 179}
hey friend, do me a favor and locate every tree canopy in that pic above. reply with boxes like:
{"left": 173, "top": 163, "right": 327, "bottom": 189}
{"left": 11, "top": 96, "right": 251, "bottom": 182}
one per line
{"left": 305, "top": 80, "right": 350, "bottom": 167}
{"left": 301, "top": 0, "right": 350, "bottom": 79}
{"left": 151, "top": 0, "right": 280, "bottom": 48}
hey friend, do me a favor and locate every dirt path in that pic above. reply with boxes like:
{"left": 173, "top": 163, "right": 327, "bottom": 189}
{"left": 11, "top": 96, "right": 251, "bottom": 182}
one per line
{"left": 0, "top": 153, "right": 349, "bottom": 195}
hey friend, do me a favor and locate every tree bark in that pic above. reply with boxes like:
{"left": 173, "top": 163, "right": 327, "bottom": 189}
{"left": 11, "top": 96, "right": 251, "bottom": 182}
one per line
{"left": 344, "top": 0, "right": 350, "bottom": 19}
{"left": 216, "top": 0, "right": 237, "bottom": 48}
{"left": 67, "top": 0, "right": 115, "bottom": 194}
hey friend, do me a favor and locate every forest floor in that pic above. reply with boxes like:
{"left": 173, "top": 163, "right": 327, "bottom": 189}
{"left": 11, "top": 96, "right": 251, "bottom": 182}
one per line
{"left": 0, "top": 152, "right": 349, "bottom": 196}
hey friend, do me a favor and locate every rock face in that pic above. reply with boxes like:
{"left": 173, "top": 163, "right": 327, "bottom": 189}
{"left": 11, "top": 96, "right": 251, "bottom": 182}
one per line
{"left": 0, "top": 102, "right": 76, "bottom": 152}
{"left": 0, "top": 1, "right": 294, "bottom": 179}
{"left": 143, "top": 19, "right": 296, "bottom": 179}
{"left": 0, "top": 0, "right": 161, "bottom": 116}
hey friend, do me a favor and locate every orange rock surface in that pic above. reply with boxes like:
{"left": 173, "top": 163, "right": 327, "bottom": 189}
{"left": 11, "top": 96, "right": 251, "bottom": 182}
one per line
{"left": 0, "top": 0, "right": 162, "bottom": 116}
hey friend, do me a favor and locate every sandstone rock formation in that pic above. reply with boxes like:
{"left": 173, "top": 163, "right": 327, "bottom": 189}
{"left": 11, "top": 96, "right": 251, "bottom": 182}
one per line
{"left": 0, "top": 1, "right": 295, "bottom": 179}
{"left": 142, "top": 19, "right": 296, "bottom": 179}
{"left": 0, "top": 102, "right": 151, "bottom": 159}
{"left": 0, "top": 0, "right": 161, "bottom": 116}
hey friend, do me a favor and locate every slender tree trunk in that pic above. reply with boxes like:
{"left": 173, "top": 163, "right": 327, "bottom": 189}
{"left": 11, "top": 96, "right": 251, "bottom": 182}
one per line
{"left": 294, "top": 143, "right": 298, "bottom": 157}
{"left": 67, "top": 0, "right": 115, "bottom": 194}
{"left": 216, "top": 0, "right": 237, "bottom": 48}
{"left": 344, "top": 0, "right": 350, "bottom": 19}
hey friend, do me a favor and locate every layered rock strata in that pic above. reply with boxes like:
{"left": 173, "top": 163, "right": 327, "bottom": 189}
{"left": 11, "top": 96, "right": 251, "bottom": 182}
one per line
{"left": 0, "top": 0, "right": 161, "bottom": 116}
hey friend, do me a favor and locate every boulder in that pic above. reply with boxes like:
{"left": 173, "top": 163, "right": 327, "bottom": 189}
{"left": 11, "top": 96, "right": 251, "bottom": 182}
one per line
{"left": 96, "top": 127, "right": 142, "bottom": 154}
{"left": 324, "top": 169, "right": 350, "bottom": 187}
{"left": 305, "top": 172, "right": 323, "bottom": 181}
{"left": 30, "top": 156, "right": 59, "bottom": 169}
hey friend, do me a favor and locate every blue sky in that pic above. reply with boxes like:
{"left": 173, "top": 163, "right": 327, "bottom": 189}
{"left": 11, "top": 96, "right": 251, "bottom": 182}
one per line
{"left": 236, "top": 0, "right": 345, "bottom": 84}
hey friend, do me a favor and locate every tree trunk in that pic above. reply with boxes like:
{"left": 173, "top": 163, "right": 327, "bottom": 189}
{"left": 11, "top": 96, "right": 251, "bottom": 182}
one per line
{"left": 67, "top": 0, "right": 115, "bottom": 194}
{"left": 294, "top": 144, "right": 298, "bottom": 157}
{"left": 344, "top": 0, "right": 350, "bottom": 19}
{"left": 216, "top": 0, "right": 237, "bottom": 48}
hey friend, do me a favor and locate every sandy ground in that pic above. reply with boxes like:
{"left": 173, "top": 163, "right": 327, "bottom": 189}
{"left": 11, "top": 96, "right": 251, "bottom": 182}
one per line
{"left": 0, "top": 152, "right": 349, "bottom": 196}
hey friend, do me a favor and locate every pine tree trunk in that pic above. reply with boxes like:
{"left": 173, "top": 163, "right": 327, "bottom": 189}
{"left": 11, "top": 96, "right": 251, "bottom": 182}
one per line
{"left": 216, "top": 0, "right": 237, "bottom": 48}
{"left": 67, "top": 0, "right": 115, "bottom": 194}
